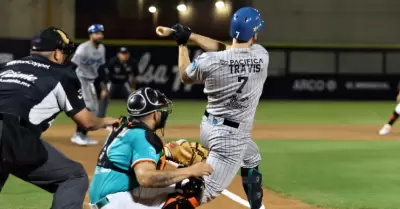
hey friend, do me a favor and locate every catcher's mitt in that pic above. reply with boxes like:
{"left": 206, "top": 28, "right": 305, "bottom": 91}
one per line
{"left": 164, "top": 139, "right": 208, "bottom": 167}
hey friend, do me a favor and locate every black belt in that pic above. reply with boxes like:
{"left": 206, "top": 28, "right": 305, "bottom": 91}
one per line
{"left": 204, "top": 111, "right": 239, "bottom": 129}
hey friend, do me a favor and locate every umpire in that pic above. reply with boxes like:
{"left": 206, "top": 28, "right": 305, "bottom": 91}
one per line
{"left": 97, "top": 47, "right": 138, "bottom": 117}
{"left": 0, "top": 27, "right": 118, "bottom": 208}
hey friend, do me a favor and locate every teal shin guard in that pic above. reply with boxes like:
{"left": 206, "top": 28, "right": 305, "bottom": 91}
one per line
{"left": 241, "top": 166, "right": 263, "bottom": 209}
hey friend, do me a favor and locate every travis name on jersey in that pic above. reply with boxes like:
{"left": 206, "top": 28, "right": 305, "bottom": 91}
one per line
{"left": 220, "top": 58, "right": 264, "bottom": 74}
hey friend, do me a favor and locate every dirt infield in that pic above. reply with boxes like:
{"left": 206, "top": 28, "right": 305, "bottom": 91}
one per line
{"left": 42, "top": 123, "right": 388, "bottom": 209}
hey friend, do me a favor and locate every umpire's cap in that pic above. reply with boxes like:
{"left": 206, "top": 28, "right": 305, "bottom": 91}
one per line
{"left": 229, "top": 7, "right": 264, "bottom": 42}
{"left": 127, "top": 87, "right": 172, "bottom": 117}
{"left": 30, "top": 27, "right": 75, "bottom": 55}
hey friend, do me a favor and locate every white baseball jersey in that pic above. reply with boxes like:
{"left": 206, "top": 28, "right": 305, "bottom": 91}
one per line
{"left": 188, "top": 44, "right": 268, "bottom": 204}
{"left": 185, "top": 44, "right": 269, "bottom": 129}
{"left": 72, "top": 41, "right": 106, "bottom": 79}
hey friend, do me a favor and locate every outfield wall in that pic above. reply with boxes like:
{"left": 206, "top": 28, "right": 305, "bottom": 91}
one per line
{"left": 1, "top": 39, "right": 400, "bottom": 100}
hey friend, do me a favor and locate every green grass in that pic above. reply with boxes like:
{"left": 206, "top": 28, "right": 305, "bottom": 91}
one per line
{"left": 258, "top": 140, "right": 400, "bottom": 209}
{"left": 2, "top": 101, "right": 400, "bottom": 209}
{"left": 55, "top": 100, "right": 396, "bottom": 125}
{"left": 0, "top": 176, "right": 52, "bottom": 209}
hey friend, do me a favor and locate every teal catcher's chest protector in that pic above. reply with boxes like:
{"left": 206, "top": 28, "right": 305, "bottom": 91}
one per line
{"left": 96, "top": 117, "right": 165, "bottom": 174}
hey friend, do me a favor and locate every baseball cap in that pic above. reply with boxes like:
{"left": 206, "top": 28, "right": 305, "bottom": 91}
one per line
{"left": 118, "top": 47, "right": 129, "bottom": 54}
{"left": 31, "top": 27, "right": 75, "bottom": 53}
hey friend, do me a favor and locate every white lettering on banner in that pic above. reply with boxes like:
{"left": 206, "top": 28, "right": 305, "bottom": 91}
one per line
{"left": 172, "top": 66, "right": 193, "bottom": 92}
{"left": 137, "top": 49, "right": 203, "bottom": 92}
{"left": 137, "top": 52, "right": 169, "bottom": 84}
{"left": 345, "top": 81, "right": 390, "bottom": 90}
{"left": 292, "top": 79, "right": 337, "bottom": 92}
{"left": 6, "top": 60, "right": 50, "bottom": 69}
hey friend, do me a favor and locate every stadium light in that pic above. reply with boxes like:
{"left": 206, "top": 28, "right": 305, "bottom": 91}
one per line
{"left": 149, "top": 6, "right": 157, "bottom": 13}
{"left": 177, "top": 4, "right": 187, "bottom": 12}
{"left": 215, "top": 1, "right": 225, "bottom": 9}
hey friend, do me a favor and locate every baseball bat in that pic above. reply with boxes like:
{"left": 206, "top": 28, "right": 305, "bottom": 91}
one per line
{"left": 155, "top": 26, "right": 173, "bottom": 37}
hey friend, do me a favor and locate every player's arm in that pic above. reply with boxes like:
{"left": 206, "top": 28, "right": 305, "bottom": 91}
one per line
{"left": 179, "top": 49, "right": 210, "bottom": 85}
{"left": 134, "top": 161, "right": 211, "bottom": 188}
{"left": 131, "top": 133, "right": 212, "bottom": 188}
{"left": 189, "top": 33, "right": 231, "bottom": 51}
{"left": 58, "top": 73, "right": 118, "bottom": 130}
{"left": 171, "top": 24, "right": 230, "bottom": 52}
{"left": 178, "top": 45, "right": 196, "bottom": 84}
{"left": 71, "top": 45, "right": 87, "bottom": 66}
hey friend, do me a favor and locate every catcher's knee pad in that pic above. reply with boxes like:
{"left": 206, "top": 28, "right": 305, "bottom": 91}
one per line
{"left": 241, "top": 167, "right": 263, "bottom": 209}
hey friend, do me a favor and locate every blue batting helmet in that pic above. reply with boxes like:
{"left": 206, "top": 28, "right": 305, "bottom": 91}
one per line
{"left": 88, "top": 24, "right": 104, "bottom": 34}
{"left": 229, "top": 7, "right": 264, "bottom": 42}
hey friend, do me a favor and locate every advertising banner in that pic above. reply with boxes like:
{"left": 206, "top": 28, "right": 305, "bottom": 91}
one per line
{"left": 1, "top": 39, "right": 398, "bottom": 100}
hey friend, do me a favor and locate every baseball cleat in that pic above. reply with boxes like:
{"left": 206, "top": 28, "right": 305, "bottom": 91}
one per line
{"left": 84, "top": 136, "right": 99, "bottom": 145}
{"left": 106, "top": 126, "right": 113, "bottom": 132}
{"left": 379, "top": 124, "right": 392, "bottom": 135}
{"left": 71, "top": 133, "right": 99, "bottom": 146}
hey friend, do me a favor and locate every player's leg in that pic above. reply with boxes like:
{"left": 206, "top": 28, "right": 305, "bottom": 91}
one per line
{"left": 199, "top": 117, "right": 248, "bottom": 203}
{"left": 97, "top": 82, "right": 113, "bottom": 117}
{"left": 72, "top": 78, "right": 99, "bottom": 145}
{"left": 379, "top": 91, "right": 400, "bottom": 135}
{"left": 123, "top": 82, "right": 132, "bottom": 98}
{"left": 0, "top": 118, "right": 8, "bottom": 192}
{"left": 12, "top": 139, "right": 88, "bottom": 209}
{"left": 90, "top": 191, "right": 166, "bottom": 209}
{"left": 241, "top": 139, "right": 263, "bottom": 209}
{"left": 0, "top": 171, "right": 8, "bottom": 192}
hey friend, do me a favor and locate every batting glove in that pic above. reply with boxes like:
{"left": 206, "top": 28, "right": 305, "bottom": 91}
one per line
{"left": 171, "top": 24, "right": 191, "bottom": 46}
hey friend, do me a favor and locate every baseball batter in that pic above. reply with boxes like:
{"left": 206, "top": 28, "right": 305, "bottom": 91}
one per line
{"left": 89, "top": 87, "right": 212, "bottom": 209}
{"left": 71, "top": 24, "right": 107, "bottom": 146}
{"left": 170, "top": 7, "right": 267, "bottom": 209}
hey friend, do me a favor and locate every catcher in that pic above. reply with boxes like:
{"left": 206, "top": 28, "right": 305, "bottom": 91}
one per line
{"left": 89, "top": 87, "right": 211, "bottom": 209}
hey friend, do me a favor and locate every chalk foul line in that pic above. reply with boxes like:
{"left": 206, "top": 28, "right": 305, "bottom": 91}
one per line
{"left": 222, "top": 189, "right": 265, "bottom": 209}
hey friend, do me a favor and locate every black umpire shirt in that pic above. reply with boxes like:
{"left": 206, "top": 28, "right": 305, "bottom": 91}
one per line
{"left": 104, "top": 57, "right": 138, "bottom": 84}
{"left": 0, "top": 54, "right": 86, "bottom": 135}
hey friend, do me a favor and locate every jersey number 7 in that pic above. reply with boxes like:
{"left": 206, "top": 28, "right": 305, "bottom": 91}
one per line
{"left": 236, "top": 76, "right": 248, "bottom": 94}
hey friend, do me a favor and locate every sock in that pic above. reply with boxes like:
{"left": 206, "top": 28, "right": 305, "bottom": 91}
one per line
{"left": 76, "top": 126, "right": 88, "bottom": 136}
{"left": 388, "top": 112, "right": 399, "bottom": 125}
{"left": 388, "top": 104, "right": 400, "bottom": 125}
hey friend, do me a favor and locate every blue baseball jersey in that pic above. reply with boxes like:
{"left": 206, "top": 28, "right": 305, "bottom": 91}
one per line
{"left": 89, "top": 128, "right": 161, "bottom": 203}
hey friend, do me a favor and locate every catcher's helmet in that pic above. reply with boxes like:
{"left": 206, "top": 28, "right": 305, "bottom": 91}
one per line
{"left": 127, "top": 87, "right": 172, "bottom": 117}
{"left": 88, "top": 24, "right": 104, "bottom": 34}
{"left": 229, "top": 7, "right": 264, "bottom": 42}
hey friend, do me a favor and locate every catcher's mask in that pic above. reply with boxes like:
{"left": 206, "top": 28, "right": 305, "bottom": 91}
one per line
{"left": 127, "top": 87, "right": 172, "bottom": 132}
{"left": 30, "top": 27, "right": 75, "bottom": 64}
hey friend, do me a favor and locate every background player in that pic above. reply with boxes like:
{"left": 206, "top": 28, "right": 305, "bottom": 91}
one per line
{"left": 170, "top": 7, "right": 267, "bottom": 209}
{"left": 378, "top": 92, "right": 400, "bottom": 135}
{"left": 89, "top": 87, "right": 212, "bottom": 209}
{"left": 71, "top": 24, "right": 107, "bottom": 145}
{"left": 97, "top": 47, "right": 138, "bottom": 118}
